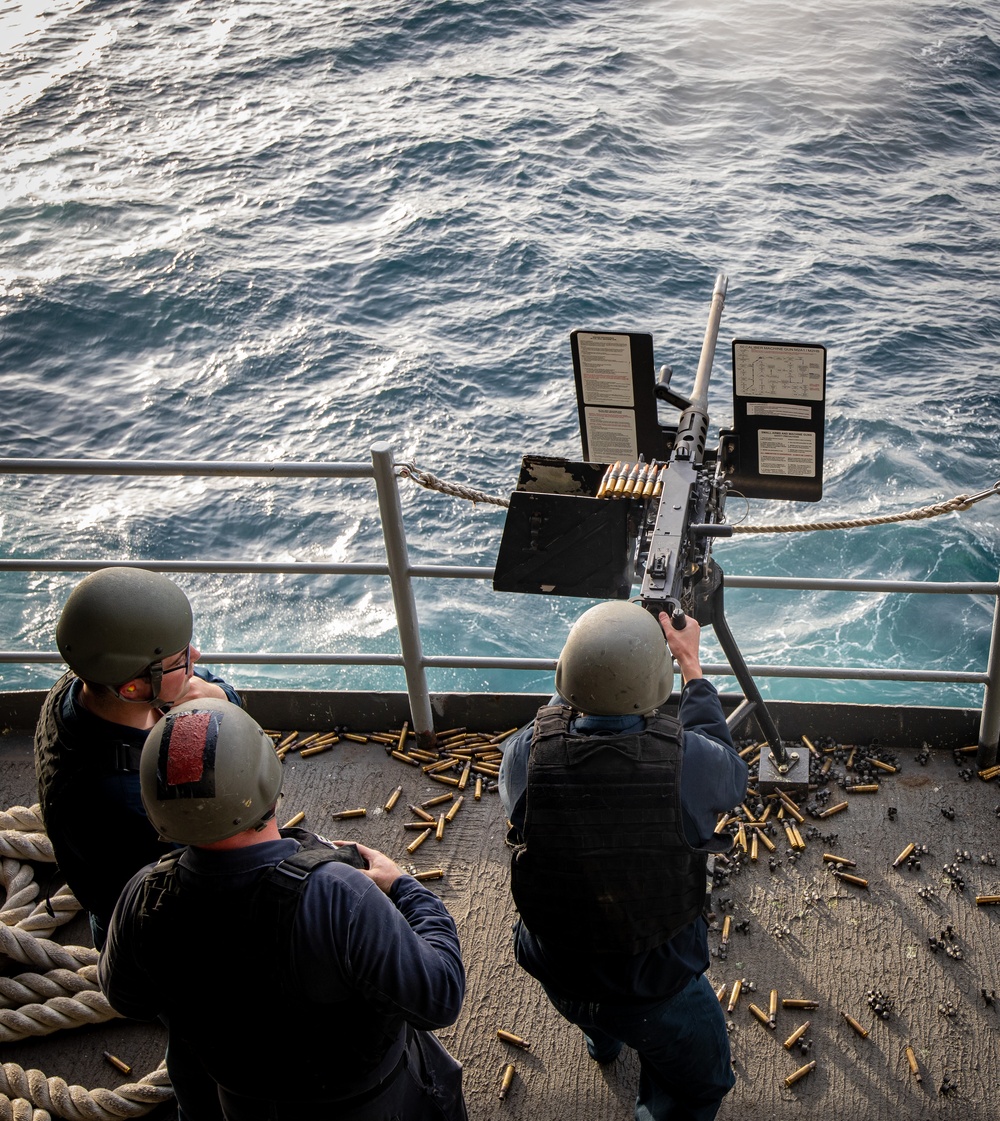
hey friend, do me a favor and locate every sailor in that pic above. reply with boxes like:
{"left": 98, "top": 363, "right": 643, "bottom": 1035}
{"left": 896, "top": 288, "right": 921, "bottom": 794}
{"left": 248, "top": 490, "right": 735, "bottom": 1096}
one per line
{"left": 498, "top": 600, "right": 747, "bottom": 1121}
{"left": 99, "top": 698, "right": 468, "bottom": 1121}
{"left": 34, "top": 566, "right": 240, "bottom": 946}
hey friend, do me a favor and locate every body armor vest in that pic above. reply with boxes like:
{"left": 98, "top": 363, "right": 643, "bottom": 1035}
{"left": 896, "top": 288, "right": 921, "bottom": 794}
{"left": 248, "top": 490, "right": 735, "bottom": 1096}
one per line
{"left": 131, "top": 830, "right": 402, "bottom": 1102}
{"left": 510, "top": 705, "right": 708, "bottom": 955}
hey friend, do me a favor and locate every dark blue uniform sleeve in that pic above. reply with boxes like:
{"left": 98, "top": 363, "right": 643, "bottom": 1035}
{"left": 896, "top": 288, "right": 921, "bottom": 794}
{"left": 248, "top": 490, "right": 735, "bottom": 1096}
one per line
{"left": 99, "top": 868, "right": 160, "bottom": 1021}
{"left": 677, "top": 679, "right": 748, "bottom": 847}
{"left": 297, "top": 867, "right": 465, "bottom": 1031}
{"left": 498, "top": 724, "right": 533, "bottom": 834}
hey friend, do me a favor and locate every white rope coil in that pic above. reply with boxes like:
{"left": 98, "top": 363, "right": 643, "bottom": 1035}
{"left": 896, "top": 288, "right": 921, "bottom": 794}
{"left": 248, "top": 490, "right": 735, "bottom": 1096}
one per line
{"left": 0, "top": 1063, "right": 172, "bottom": 1121}
{"left": 0, "top": 965, "right": 102, "bottom": 1010}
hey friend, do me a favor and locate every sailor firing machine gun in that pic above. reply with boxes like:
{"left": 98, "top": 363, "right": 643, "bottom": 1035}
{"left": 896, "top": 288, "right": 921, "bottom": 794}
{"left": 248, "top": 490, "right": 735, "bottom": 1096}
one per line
{"left": 493, "top": 274, "right": 827, "bottom": 794}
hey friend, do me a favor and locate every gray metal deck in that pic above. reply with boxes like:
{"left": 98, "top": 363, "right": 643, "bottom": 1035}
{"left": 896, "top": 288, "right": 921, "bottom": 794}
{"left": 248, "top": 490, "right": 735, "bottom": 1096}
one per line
{"left": 2, "top": 691, "right": 998, "bottom": 1120}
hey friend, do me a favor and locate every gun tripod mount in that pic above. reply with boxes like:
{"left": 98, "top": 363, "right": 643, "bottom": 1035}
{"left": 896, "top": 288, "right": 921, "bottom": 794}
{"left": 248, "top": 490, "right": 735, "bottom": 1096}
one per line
{"left": 688, "top": 562, "right": 808, "bottom": 797}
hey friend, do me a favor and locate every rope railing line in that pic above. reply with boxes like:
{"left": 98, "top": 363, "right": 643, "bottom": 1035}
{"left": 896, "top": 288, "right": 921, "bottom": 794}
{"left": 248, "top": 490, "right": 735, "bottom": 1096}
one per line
{"left": 397, "top": 464, "right": 1000, "bottom": 534}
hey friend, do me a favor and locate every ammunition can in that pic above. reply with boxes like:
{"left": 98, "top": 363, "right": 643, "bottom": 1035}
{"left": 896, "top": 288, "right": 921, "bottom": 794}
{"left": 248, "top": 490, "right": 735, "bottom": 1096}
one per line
{"left": 784, "top": 1060, "right": 816, "bottom": 1087}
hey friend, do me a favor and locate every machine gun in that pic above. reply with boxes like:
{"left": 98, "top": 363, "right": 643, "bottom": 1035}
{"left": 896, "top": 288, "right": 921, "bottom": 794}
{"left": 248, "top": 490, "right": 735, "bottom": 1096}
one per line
{"left": 493, "top": 274, "right": 827, "bottom": 792}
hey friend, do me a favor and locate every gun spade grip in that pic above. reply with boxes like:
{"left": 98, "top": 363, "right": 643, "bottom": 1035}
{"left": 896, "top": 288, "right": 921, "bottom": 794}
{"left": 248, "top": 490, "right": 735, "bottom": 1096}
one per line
{"left": 670, "top": 610, "right": 687, "bottom": 630}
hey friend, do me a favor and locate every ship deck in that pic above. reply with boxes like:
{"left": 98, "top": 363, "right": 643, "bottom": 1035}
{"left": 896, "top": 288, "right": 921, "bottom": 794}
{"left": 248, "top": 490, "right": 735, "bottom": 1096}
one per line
{"left": 2, "top": 690, "right": 999, "bottom": 1121}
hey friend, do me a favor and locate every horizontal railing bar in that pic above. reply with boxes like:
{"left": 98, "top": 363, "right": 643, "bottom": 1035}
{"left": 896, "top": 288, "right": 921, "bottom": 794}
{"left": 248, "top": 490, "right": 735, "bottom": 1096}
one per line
{"left": 0, "top": 651, "right": 987, "bottom": 685}
{"left": 0, "top": 559, "right": 392, "bottom": 576}
{"left": 0, "top": 458, "right": 373, "bottom": 478}
{"left": 726, "top": 575, "right": 1000, "bottom": 596}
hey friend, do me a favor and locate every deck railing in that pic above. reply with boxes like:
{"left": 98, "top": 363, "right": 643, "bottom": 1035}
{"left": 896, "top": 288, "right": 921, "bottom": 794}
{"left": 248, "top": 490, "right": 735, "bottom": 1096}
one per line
{"left": 1, "top": 444, "right": 998, "bottom": 764}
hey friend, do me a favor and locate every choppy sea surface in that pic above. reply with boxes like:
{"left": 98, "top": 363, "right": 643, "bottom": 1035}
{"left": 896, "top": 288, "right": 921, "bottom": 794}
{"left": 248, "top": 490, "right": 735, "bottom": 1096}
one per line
{"left": 2, "top": 0, "right": 999, "bottom": 710}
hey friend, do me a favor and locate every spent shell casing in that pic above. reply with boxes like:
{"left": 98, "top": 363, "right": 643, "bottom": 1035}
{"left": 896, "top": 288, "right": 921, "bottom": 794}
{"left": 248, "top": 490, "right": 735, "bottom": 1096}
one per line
{"left": 406, "top": 828, "right": 432, "bottom": 854}
{"left": 833, "top": 871, "right": 869, "bottom": 889}
{"left": 905, "top": 1045, "right": 922, "bottom": 1082}
{"left": 396, "top": 721, "right": 409, "bottom": 753}
{"left": 435, "top": 813, "right": 446, "bottom": 841}
{"left": 782, "top": 999, "right": 819, "bottom": 1010}
{"left": 390, "top": 750, "right": 420, "bottom": 767}
{"left": 430, "top": 773, "right": 461, "bottom": 787}
{"left": 721, "top": 914, "right": 731, "bottom": 945}
{"left": 445, "top": 795, "right": 465, "bottom": 822}
{"left": 748, "top": 1003, "right": 773, "bottom": 1029}
{"left": 497, "top": 1029, "right": 531, "bottom": 1050}
{"left": 817, "top": 800, "right": 849, "bottom": 818}
{"left": 715, "top": 983, "right": 727, "bottom": 1003}
{"left": 769, "top": 989, "right": 779, "bottom": 1023}
{"left": 847, "top": 783, "right": 880, "bottom": 793}
{"left": 750, "top": 830, "right": 759, "bottom": 863}
{"left": 892, "top": 843, "right": 916, "bottom": 868}
{"left": 341, "top": 733, "right": 369, "bottom": 744}
{"left": 281, "top": 811, "right": 305, "bottom": 829}
{"left": 384, "top": 786, "right": 403, "bottom": 813}
{"left": 778, "top": 791, "right": 805, "bottom": 823}
{"left": 783, "top": 1021, "right": 810, "bottom": 1050}
{"left": 300, "top": 743, "right": 335, "bottom": 758}
{"left": 869, "top": 758, "right": 897, "bottom": 773}
{"left": 842, "top": 1012, "right": 869, "bottom": 1038}
{"left": 420, "top": 793, "right": 454, "bottom": 809}
{"left": 727, "top": 978, "right": 743, "bottom": 1013}
{"left": 822, "top": 853, "right": 857, "bottom": 867}
{"left": 330, "top": 808, "right": 366, "bottom": 820}
{"left": 408, "top": 803, "right": 436, "bottom": 823}
{"left": 975, "top": 894, "right": 1000, "bottom": 905}
{"left": 103, "top": 1051, "right": 132, "bottom": 1075}
{"left": 413, "top": 869, "right": 444, "bottom": 881}
{"left": 474, "top": 776, "right": 483, "bottom": 801}
{"left": 498, "top": 1063, "right": 516, "bottom": 1101}
{"left": 784, "top": 1060, "right": 816, "bottom": 1088}
{"left": 755, "top": 828, "right": 776, "bottom": 853}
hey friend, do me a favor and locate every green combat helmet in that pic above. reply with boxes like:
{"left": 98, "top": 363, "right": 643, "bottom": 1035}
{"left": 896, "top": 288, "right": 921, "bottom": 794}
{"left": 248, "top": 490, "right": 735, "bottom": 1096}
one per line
{"left": 555, "top": 600, "right": 674, "bottom": 716}
{"left": 141, "top": 698, "right": 283, "bottom": 845}
{"left": 56, "top": 567, "right": 193, "bottom": 687}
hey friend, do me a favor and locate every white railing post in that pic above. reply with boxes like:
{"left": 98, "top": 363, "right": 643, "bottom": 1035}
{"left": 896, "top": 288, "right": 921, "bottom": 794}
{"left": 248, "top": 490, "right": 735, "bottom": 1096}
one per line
{"left": 977, "top": 569, "right": 1000, "bottom": 769}
{"left": 370, "top": 442, "right": 436, "bottom": 747}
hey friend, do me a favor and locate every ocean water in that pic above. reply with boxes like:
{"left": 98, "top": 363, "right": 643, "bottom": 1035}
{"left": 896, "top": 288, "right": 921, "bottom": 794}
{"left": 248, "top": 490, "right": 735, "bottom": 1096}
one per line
{"left": 1, "top": 0, "right": 999, "bottom": 710}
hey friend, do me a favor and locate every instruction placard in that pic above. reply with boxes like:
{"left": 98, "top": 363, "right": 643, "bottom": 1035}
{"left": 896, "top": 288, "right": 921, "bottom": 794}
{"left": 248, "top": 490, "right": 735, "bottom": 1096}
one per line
{"left": 584, "top": 406, "right": 638, "bottom": 462}
{"left": 576, "top": 332, "right": 635, "bottom": 407}
{"left": 758, "top": 429, "right": 816, "bottom": 477}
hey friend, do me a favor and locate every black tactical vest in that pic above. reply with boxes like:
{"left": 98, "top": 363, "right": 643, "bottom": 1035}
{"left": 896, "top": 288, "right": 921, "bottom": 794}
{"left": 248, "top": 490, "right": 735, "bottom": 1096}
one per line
{"left": 130, "top": 830, "right": 404, "bottom": 1102}
{"left": 510, "top": 705, "right": 708, "bottom": 955}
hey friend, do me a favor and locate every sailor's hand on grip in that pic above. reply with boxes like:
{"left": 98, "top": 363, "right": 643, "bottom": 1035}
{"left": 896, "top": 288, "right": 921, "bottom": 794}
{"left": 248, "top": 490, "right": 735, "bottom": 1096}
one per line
{"left": 658, "top": 611, "right": 704, "bottom": 682}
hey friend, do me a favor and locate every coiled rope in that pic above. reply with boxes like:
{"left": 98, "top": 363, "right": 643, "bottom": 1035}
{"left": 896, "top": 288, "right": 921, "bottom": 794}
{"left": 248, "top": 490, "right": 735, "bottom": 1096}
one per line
{"left": 397, "top": 465, "right": 1000, "bottom": 534}
{"left": 0, "top": 806, "right": 171, "bottom": 1120}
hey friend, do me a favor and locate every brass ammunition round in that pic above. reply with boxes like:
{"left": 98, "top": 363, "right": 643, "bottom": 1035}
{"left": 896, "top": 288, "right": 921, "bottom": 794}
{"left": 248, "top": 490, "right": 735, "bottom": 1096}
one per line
{"left": 390, "top": 750, "right": 420, "bottom": 767}
{"left": 833, "top": 871, "right": 869, "bottom": 889}
{"left": 841, "top": 1012, "right": 869, "bottom": 1038}
{"left": 445, "top": 795, "right": 465, "bottom": 822}
{"left": 384, "top": 786, "right": 403, "bottom": 813}
{"left": 715, "top": 983, "right": 727, "bottom": 1004}
{"left": 596, "top": 461, "right": 620, "bottom": 499}
{"left": 430, "top": 773, "right": 461, "bottom": 787}
{"left": 406, "top": 828, "right": 432, "bottom": 854}
{"left": 979, "top": 765, "right": 1000, "bottom": 781}
{"left": 769, "top": 989, "right": 778, "bottom": 1021}
{"left": 847, "top": 783, "right": 880, "bottom": 793}
{"left": 331, "top": 808, "right": 366, "bottom": 820}
{"left": 750, "top": 831, "right": 759, "bottom": 863}
{"left": 612, "top": 463, "right": 631, "bottom": 496}
{"left": 817, "top": 800, "right": 849, "bottom": 818}
{"left": 905, "top": 1045, "right": 921, "bottom": 1081}
{"left": 420, "top": 793, "right": 454, "bottom": 809}
{"left": 404, "top": 821, "right": 436, "bottom": 830}
{"left": 783, "top": 1021, "right": 810, "bottom": 1050}
{"left": 737, "top": 822, "right": 747, "bottom": 852}
{"left": 822, "top": 853, "right": 856, "bottom": 867}
{"left": 641, "top": 464, "right": 659, "bottom": 498}
{"left": 756, "top": 829, "right": 776, "bottom": 853}
{"left": 368, "top": 734, "right": 396, "bottom": 745}
{"left": 497, "top": 1029, "right": 531, "bottom": 1050}
{"left": 782, "top": 999, "right": 819, "bottom": 1010}
{"left": 396, "top": 722, "right": 410, "bottom": 753}
{"left": 474, "top": 776, "right": 483, "bottom": 801}
{"left": 727, "top": 978, "right": 743, "bottom": 1014}
{"left": 413, "top": 869, "right": 444, "bottom": 881}
{"left": 892, "top": 843, "right": 916, "bottom": 868}
{"left": 721, "top": 915, "right": 732, "bottom": 945}
{"left": 435, "top": 813, "right": 446, "bottom": 841}
{"left": 408, "top": 804, "right": 436, "bottom": 823}
{"left": 341, "top": 733, "right": 369, "bottom": 744}
{"left": 748, "top": 1003, "right": 772, "bottom": 1028}
{"left": 869, "top": 758, "right": 897, "bottom": 773}
{"left": 281, "top": 811, "right": 305, "bottom": 829}
{"left": 778, "top": 791, "right": 805, "bottom": 823}
{"left": 784, "top": 1060, "right": 816, "bottom": 1087}
{"left": 300, "top": 743, "right": 334, "bottom": 758}
{"left": 498, "top": 1062, "right": 516, "bottom": 1101}
{"left": 975, "top": 894, "right": 1000, "bottom": 905}
{"left": 103, "top": 1051, "right": 132, "bottom": 1075}
{"left": 458, "top": 760, "right": 472, "bottom": 790}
